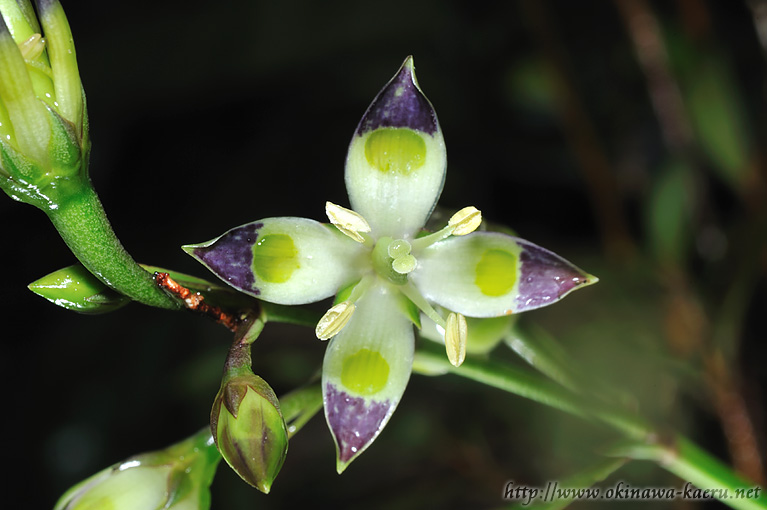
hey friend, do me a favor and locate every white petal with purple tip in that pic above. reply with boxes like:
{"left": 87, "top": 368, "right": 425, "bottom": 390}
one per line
{"left": 411, "top": 232, "right": 596, "bottom": 317}
{"left": 183, "top": 217, "right": 367, "bottom": 305}
{"left": 322, "top": 282, "right": 414, "bottom": 472}
{"left": 345, "top": 57, "right": 446, "bottom": 239}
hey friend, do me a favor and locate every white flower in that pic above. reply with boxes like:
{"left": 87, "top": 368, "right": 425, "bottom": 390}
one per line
{"left": 185, "top": 57, "right": 596, "bottom": 472}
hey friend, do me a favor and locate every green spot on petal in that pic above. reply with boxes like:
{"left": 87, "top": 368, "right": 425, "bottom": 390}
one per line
{"left": 475, "top": 249, "right": 517, "bottom": 296}
{"left": 252, "top": 234, "right": 299, "bottom": 283}
{"left": 341, "top": 349, "right": 390, "bottom": 396}
{"left": 364, "top": 128, "right": 426, "bottom": 175}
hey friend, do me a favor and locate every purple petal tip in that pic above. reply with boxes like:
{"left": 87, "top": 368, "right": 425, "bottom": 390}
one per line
{"left": 515, "top": 240, "right": 595, "bottom": 312}
{"left": 356, "top": 56, "right": 439, "bottom": 135}
{"left": 186, "top": 223, "right": 263, "bottom": 296}
{"left": 325, "top": 384, "right": 391, "bottom": 469}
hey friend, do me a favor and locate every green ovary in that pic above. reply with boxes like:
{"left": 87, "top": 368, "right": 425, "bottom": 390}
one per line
{"left": 252, "top": 234, "right": 299, "bottom": 283}
{"left": 364, "top": 128, "right": 426, "bottom": 175}
{"left": 475, "top": 249, "right": 517, "bottom": 296}
{"left": 341, "top": 349, "right": 389, "bottom": 396}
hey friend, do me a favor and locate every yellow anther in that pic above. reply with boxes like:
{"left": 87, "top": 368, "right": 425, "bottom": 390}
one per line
{"left": 445, "top": 312, "right": 468, "bottom": 367}
{"left": 19, "top": 34, "right": 45, "bottom": 61}
{"left": 448, "top": 206, "right": 482, "bottom": 236}
{"left": 392, "top": 254, "right": 417, "bottom": 274}
{"left": 316, "top": 301, "right": 356, "bottom": 340}
{"left": 326, "top": 201, "right": 371, "bottom": 243}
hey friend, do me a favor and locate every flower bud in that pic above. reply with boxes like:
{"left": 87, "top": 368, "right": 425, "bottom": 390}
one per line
{"left": 28, "top": 263, "right": 130, "bottom": 314}
{"left": 211, "top": 367, "right": 289, "bottom": 493}
{"left": 54, "top": 428, "right": 220, "bottom": 510}
{"left": 0, "top": 0, "right": 88, "bottom": 209}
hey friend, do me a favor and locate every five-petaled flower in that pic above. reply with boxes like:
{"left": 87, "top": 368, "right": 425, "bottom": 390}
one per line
{"left": 185, "top": 57, "right": 596, "bottom": 472}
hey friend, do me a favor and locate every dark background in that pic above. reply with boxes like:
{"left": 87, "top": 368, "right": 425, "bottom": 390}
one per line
{"left": 1, "top": 1, "right": 765, "bottom": 508}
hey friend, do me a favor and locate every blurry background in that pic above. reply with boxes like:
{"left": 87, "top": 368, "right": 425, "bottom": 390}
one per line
{"left": 1, "top": 0, "right": 765, "bottom": 508}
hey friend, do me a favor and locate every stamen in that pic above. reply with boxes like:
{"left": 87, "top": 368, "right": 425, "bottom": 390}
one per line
{"left": 448, "top": 206, "right": 482, "bottom": 235}
{"left": 400, "top": 283, "right": 446, "bottom": 329}
{"left": 445, "top": 312, "right": 468, "bottom": 367}
{"left": 411, "top": 206, "right": 482, "bottom": 251}
{"left": 326, "top": 201, "right": 371, "bottom": 243}
{"left": 19, "top": 34, "right": 45, "bottom": 61}
{"left": 410, "top": 225, "right": 453, "bottom": 251}
{"left": 316, "top": 301, "right": 356, "bottom": 340}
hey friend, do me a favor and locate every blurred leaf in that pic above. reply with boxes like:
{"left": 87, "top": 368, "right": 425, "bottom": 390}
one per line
{"left": 646, "top": 157, "right": 695, "bottom": 266}
{"left": 505, "top": 56, "right": 558, "bottom": 116}
{"left": 686, "top": 55, "right": 751, "bottom": 190}
{"left": 666, "top": 28, "right": 752, "bottom": 191}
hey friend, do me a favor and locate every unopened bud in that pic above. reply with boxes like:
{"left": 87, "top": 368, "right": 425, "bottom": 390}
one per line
{"left": 54, "top": 428, "right": 219, "bottom": 510}
{"left": 28, "top": 263, "right": 130, "bottom": 314}
{"left": 211, "top": 368, "right": 288, "bottom": 494}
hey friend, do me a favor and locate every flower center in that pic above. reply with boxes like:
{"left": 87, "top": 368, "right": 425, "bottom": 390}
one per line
{"left": 317, "top": 202, "right": 484, "bottom": 367}
{"left": 372, "top": 237, "right": 416, "bottom": 285}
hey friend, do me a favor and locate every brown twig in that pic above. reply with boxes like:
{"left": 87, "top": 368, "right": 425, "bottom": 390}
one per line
{"left": 154, "top": 272, "right": 240, "bottom": 331}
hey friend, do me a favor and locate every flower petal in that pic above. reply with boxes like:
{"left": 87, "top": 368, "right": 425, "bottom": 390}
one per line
{"left": 183, "top": 218, "right": 366, "bottom": 305}
{"left": 345, "top": 56, "right": 446, "bottom": 239}
{"left": 412, "top": 232, "right": 597, "bottom": 317}
{"left": 322, "top": 283, "right": 414, "bottom": 472}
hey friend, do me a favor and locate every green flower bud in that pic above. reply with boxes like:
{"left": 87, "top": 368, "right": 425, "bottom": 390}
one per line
{"left": 54, "top": 428, "right": 220, "bottom": 510}
{"left": 28, "top": 263, "right": 130, "bottom": 314}
{"left": 211, "top": 366, "right": 289, "bottom": 493}
{"left": 0, "top": 0, "right": 88, "bottom": 209}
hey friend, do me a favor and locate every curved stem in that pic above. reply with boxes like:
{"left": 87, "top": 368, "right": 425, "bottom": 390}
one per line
{"left": 413, "top": 342, "right": 766, "bottom": 510}
{"left": 46, "top": 184, "right": 179, "bottom": 309}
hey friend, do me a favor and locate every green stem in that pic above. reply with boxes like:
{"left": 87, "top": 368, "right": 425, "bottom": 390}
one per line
{"left": 279, "top": 383, "right": 323, "bottom": 438}
{"left": 414, "top": 341, "right": 652, "bottom": 439}
{"left": 46, "top": 184, "right": 179, "bottom": 309}
{"left": 610, "top": 438, "right": 766, "bottom": 510}
{"left": 414, "top": 342, "right": 765, "bottom": 510}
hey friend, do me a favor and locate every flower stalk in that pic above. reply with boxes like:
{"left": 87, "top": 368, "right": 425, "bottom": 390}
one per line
{"left": 0, "top": 0, "right": 178, "bottom": 309}
{"left": 210, "top": 313, "right": 289, "bottom": 493}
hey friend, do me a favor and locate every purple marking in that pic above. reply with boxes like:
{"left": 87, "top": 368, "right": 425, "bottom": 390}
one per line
{"left": 192, "top": 222, "right": 263, "bottom": 295}
{"left": 515, "top": 239, "right": 589, "bottom": 312}
{"left": 325, "top": 384, "right": 391, "bottom": 463}
{"left": 36, "top": 0, "right": 57, "bottom": 12}
{"left": 356, "top": 60, "right": 438, "bottom": 135}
